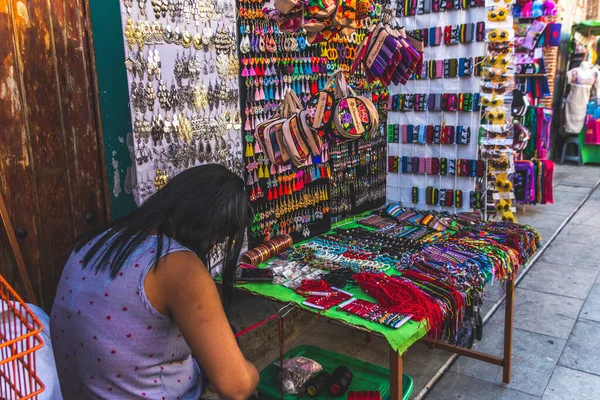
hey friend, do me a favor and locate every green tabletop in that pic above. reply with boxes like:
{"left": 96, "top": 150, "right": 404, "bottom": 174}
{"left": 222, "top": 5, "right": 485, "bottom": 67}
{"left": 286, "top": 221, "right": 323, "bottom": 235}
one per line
{"left": 237, "top": 219, "right": 429, "bottom": 354}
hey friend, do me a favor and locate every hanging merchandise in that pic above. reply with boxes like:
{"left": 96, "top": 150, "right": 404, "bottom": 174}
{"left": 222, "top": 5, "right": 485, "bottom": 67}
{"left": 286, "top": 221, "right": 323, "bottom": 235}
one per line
{"left": 479, "top": 0, "right": 517, "bottom": 222}
{"left": 307, "top": 70, "right": 380, "bottom": 143}
{"left": 350, "top": 23, "right": 424, "bottom": 86}
{"left": 264, "top": 0, "right": 376, "bottom": 44}
{"left": 386, "top": 0, "right": 489, "bottom": 213}
{"left": 509, "top": 2, "right": 557, "bottom": 205}
{"left": 239, "top": 0, "right": 336, "bottom": 247}
{"left": 119, "top": 0, "right": 243, "bottom": 205}
{"left": 319, "top": 3, "right": 395, "bottom": 217}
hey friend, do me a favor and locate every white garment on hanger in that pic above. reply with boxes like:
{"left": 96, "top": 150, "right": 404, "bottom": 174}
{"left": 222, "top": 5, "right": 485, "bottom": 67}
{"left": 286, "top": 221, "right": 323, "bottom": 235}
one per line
{"left": 564, "top": 62, "right": 600, "bottom": 134}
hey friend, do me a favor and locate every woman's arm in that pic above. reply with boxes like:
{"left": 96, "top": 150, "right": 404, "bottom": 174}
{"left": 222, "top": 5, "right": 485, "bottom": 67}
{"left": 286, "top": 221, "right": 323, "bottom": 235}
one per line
{"left": 146, "top": 251, "right": 259, "bottom": 400}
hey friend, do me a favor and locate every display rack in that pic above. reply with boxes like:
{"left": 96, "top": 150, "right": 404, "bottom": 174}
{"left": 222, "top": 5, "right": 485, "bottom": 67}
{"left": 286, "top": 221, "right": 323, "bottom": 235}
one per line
{"left": 118, "top": 1, "right": 244, "bottom": 206}
{"left": 512, "top": 1, "right": 559, "bottom": 205}
{"left": 385, "top": 1, "right": 487, "bottom": 213}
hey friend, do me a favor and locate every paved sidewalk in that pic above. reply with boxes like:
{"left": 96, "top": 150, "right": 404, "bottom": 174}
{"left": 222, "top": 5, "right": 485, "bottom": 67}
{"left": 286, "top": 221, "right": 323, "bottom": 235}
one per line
{"left": 429, "top": 164, "right": 600, "bottom": 400}
{"left": 251, "top": 164, "right": 600, "bottom": 400}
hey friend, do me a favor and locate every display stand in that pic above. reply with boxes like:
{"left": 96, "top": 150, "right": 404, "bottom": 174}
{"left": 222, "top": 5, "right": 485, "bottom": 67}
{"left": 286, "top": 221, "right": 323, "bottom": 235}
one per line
{"left": 237, "top": 210, "right": 530, "bottom": 399}
{"left": 239, "top": 271, "right": 516, "bottom": 399}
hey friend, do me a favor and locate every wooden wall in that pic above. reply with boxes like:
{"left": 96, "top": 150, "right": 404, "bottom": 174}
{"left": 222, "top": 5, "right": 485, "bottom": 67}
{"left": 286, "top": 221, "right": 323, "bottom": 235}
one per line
{"left": 0, "top": 0, "right": 108, "bottom": 310}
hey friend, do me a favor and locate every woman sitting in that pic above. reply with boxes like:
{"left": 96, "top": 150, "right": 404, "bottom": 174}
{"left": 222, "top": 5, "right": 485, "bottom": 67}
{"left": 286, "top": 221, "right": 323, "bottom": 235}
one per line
{"left": 51, "top": 164, "right": 258, "bottom": 400}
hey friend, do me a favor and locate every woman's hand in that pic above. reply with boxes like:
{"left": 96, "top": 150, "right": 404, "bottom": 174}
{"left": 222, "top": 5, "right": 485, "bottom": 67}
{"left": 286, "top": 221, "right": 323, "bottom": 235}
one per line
{"left": 147, "top": 251, "right": 259, "bottom": 400}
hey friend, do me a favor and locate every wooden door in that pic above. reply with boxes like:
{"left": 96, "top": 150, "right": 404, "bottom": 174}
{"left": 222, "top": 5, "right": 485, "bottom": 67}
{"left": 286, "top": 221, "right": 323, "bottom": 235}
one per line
{"left": 0, "top": 0, "right": 108, "bottom": 310}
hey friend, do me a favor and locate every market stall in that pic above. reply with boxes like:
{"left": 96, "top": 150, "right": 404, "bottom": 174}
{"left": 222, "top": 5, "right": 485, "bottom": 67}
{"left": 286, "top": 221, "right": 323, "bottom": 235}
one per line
{"left": 237, "top": 204, "right": 539, "bottom": 399}
{"left": 511, "top": 0, "right": 559, "bottom": 205}
{"left": 114, "top": 0, "right": 541, "bottom": 398}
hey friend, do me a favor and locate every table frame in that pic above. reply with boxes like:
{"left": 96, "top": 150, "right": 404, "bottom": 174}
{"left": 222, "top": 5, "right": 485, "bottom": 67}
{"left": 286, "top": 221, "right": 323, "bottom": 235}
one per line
{"left": 240, "top": 274, "right": 515, "bottom": 400}
{"left": 388, "top": 274, "right": 514, "bottom": 399}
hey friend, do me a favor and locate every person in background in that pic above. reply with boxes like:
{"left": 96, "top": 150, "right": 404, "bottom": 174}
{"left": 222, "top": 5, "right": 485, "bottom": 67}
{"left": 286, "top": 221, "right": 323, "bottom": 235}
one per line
{"left": 51, "top": 164, "right": 258, "bottom": 400}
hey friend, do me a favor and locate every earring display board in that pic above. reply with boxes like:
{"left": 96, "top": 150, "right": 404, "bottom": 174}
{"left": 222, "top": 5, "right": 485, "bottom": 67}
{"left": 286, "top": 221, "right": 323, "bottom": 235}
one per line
{"left": 240, "top": 0, "right": 395, "bottom": 247}
{"left": 119, "top": 0, "right": 244, "bottom": 205}
{"left": 318, "top": 3, "right": 390, "bottom": 217}
{"left": 239, "top": 0, "right": 333, "bottom": 248}
{"left": 385, "top": 1, "right": 487, "bottom": 212}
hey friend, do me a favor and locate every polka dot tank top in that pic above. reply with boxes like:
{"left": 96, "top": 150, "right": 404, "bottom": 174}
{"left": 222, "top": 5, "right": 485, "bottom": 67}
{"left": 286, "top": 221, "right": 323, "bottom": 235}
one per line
{"left": 51, "top": 234, "right": 203, "bottom": 399}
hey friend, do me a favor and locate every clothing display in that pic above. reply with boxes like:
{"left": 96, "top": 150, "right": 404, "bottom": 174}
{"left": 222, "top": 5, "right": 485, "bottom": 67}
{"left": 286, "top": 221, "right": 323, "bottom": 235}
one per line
{"left": 584, "top": 100, "right": 600, "bottom": 145}
{"left": 568, "top": 24, "right": 600, "bottom": 163}
{"left": 564, "top": 62, "right": 600, "bottom": 134}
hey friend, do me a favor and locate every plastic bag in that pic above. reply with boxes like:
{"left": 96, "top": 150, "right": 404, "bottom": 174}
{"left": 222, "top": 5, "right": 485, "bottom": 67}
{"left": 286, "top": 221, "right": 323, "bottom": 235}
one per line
{"left": 280, "top": 356, "right": 322, "bottom": 394}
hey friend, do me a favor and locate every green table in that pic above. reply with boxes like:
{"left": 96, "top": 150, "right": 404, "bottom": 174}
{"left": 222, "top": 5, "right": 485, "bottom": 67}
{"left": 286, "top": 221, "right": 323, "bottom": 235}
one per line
{"left": 237, "top": 219, "right": 519, "bottom": 399}
{"left": 237, "top": 220, "right": 428, "bottom": 399}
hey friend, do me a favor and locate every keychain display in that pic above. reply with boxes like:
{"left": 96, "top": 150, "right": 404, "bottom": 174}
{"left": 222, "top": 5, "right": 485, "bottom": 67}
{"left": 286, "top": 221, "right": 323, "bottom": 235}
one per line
{"left": 264, "top": 0, "right": 376, "bottom": 44}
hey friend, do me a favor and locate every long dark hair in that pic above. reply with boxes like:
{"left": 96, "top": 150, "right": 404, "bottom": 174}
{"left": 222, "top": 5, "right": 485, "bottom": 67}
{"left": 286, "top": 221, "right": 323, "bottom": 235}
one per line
{"left": 76, "top": 164, "right": 251, "bottom": 306}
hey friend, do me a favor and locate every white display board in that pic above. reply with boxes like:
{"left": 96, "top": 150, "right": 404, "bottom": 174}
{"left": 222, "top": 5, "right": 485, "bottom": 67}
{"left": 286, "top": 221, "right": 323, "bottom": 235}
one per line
{"left": 118, "top": 0, "right": 243, "bottom": 205}
{"left": 386, "top": 4, "right": 487, "bottom": 212}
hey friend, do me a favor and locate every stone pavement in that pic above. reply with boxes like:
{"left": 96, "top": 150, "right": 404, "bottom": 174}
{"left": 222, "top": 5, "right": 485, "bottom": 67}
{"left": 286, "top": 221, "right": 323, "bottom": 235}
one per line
{"left": 250, "top": 164, "right": 600, "bottom": 399}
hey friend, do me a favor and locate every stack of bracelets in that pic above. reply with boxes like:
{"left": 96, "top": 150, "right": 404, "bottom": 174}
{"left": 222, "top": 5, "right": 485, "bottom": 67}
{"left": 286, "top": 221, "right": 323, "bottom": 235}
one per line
{"left": 241, "top": 234, "right": 293, "bottom": 266}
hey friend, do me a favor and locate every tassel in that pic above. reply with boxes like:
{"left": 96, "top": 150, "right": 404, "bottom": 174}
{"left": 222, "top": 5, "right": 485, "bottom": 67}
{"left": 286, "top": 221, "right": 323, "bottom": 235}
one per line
{"left": 242, "top": 66, "right": 249, "bottom": 77}
{"left": 254, "top": 141, "right": 261, "bottom": 154}
{"left": 258, "top": 164, "right": 264, "bottom": 179}
{"left": 264, "top": 164, "right": 270, "bottom": 178}
{"left": 251, "top": 115, "right": 256, "bottom": 130}
{"left": 253, "top": 170, "right": 258, "bottom": 182}
{"left": 273, "top": 185, "right": 278, "bottom": 199}
{"left": 249, "top": 66, "right": 256, "bottom": 76}
{"left": 270, "top": 163, "right": 276, "bottom": 175}
{"left": 267, "top": 187, "right": 273, "bottom": 201}
{"left": 245, "top": 116, "right": 252, "bottom": 131}
{"left": 320, "top": 166, "right": 326, "bottom": 179}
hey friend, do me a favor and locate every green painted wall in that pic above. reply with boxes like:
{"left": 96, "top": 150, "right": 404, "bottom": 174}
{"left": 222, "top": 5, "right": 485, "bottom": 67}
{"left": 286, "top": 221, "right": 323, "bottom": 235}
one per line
{"left": 89, "top": 0, "right": 138, "bottom": 219}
